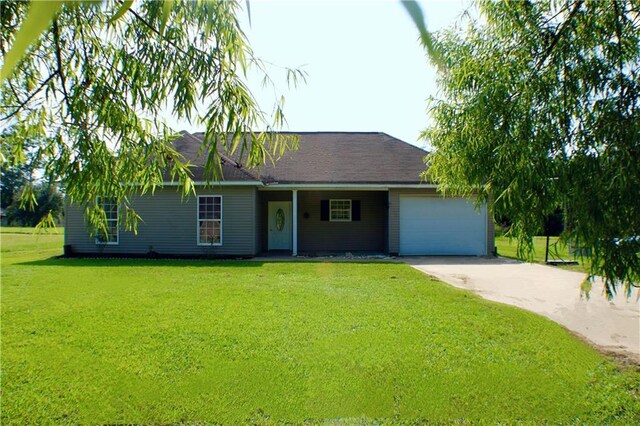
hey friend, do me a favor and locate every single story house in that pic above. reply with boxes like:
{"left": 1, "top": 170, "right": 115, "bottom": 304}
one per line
{"left": 65, "top": 132, "right": 494, "bottom": 257}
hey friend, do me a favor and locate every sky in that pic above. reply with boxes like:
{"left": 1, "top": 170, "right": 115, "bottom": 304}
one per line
{"left": 169, "top": 0, "right": 474, "bottom": 149}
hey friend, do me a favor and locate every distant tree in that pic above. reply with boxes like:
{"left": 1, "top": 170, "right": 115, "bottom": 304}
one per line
{"left": 1, "top": 164, "right": 28, "bottom": 209}
{"left": 1, "top": 0, "right": 302, "bottom": 236}
{"left": 1, "top": 129, "right": 39, "bottom": 210}
{"left": 6, "top": 183, "right": 63, "bottom": 227}
{"left": 411, "top": 0, "right": 639, "bottom": 297}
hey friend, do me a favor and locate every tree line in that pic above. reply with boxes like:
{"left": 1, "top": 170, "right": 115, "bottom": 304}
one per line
{"left": 1, "top": 163, "right": 63, "bottom": 227}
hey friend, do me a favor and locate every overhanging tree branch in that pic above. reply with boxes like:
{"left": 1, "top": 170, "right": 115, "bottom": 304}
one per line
{"left": 423, "top": 0, "right": 640, "bottom": 298}
{"left": 51, "top": 18, "right": 72, "bottom": 115}
{"left": 1, "top": 72, "right": 57, "bottom": 122}
{"left": 1, "top": 0, "right": 299, "bottom": 244}
{"left": 534, "top": 0, "right": 584, "bottom": 71}
{"left": 126, "top": 8, "right": 190, "bottom": 57}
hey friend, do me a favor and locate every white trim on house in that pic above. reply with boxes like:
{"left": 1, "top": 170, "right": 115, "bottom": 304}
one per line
{"left": 329, "top": 199, "right": 352, "bottom": 222}
{"left": 260, "top": 183, "right": 437, "bottom": 190}
{"left": 95, "top": 196, "right": 119, "bottom": 245}
{"left": 160, "top": 182, "right": 437, "bottom": 190}
{"left": 196, "top": 195, "right": 223, "bottom": 246}
{"left": 161, "top": 181, "right": 262, "bottom": 186}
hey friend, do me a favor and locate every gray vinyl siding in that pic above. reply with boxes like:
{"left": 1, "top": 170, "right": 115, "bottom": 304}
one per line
{"left": 65, "top": 186, "right": 258, "bottom": 256}
{"left": 388, "top": 188, "right": 493, "bottom": 256}
{"left": 296, "top": 190, "right": 387, "bottom": 253}
{"left": 255, "top": 190, "right": 262, "bottom": 253}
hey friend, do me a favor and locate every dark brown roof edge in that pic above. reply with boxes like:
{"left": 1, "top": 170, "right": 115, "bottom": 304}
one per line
{"left": 379, "top": 132, "right": 430, "bottom": 156}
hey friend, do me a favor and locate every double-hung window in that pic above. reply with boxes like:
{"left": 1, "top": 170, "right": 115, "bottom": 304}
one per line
{"left": 95, "top": 196, "right": 119, "bottom": 244}
{"left": 330, "top": 199, "right": 352, "bottom": 222}
{"left": 198, "top": 195, "right": 222, "bottom": 245}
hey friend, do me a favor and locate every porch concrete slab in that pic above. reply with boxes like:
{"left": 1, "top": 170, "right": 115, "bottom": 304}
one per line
{"left": 404, "top": 256, "right": 640, "bottom": 362}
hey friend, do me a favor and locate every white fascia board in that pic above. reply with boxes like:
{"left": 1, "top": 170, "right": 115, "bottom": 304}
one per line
{"left": 386, "top": 184, "right": 438, "bottom": 188}
{"left": 259, "top": 183, "right": 437, "bottom": 191}
{"left": 153, "top": 182, "right": 437, "bottom": 190}
{"left": 161, "top": 181, "right": 263, "bottom": 186}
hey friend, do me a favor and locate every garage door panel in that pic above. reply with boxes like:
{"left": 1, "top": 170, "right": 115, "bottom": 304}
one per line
{"left": 399, "top": 197, "right": 486, "bottom": 256}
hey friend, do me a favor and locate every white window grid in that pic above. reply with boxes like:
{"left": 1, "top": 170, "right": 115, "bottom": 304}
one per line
{"left": 95, "top": 196, "right": 119, "bottom": 245}
{"left": 197, "top": 195, "right": 223, "bottom": 246}
{"left": 330, "top": 199, "right": 352, "bottom": 222}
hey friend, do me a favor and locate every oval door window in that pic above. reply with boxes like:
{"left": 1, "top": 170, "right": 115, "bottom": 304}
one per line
{"left": 275, "top": 208, "right": 285, "bottom": 231}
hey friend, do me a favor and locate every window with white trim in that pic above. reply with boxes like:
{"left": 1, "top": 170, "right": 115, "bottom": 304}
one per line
{"left": 95, "top": 197, "right": 119, "bottom": 244}
{"left": 198, "top": 195, "right": 222, "bottom": 245}
{"left": 330, "top": 199, "right": 352, "bottom": 222}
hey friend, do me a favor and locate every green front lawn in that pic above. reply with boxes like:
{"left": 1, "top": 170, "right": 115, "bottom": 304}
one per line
{"left": 1, "top": 226, "right": 64, "bottom": 255}
{"left": 2, "top": 229, "right": 638, "bottom": 424}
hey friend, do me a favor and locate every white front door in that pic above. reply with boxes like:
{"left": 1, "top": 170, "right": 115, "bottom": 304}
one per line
{"left": 268, "top": 201, "right": 292, "bottom": 250}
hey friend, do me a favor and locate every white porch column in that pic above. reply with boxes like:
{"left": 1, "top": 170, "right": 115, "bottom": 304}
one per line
{"left": 292, "top": 189, "right": 298, "bottom": 256}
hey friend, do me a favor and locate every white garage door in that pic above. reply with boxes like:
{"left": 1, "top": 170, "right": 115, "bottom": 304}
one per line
{"left": 399, "top": 196, "right": 487, "bottom": 256}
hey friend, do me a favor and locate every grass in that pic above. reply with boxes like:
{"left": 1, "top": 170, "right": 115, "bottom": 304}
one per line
{"left": 0, "top": 226, "right": 64, "bottom": 235}
{"left": 1, "top": 226, "right": 64, "bottom": 255}
{"left": 2, "top": 229, "right": 639, "bottom": 424}
{"left": 495, "top": 235, "right": 590, "bottom": 273}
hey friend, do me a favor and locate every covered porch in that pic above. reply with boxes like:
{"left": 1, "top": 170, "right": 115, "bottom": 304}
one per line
{"left": 258, "top": 188, "right": 389, "bottom": 256}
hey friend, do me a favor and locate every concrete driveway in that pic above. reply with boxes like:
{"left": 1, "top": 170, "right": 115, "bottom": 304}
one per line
{"left": 405, "top": 256, "right": 640, "bottom": 362}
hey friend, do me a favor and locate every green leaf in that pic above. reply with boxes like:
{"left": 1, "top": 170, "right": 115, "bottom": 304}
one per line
{"left": 19, "top": 184, "right": 37, "bottom": 211}
{"left": 580, "top": 276, "right": 593, "bottom": 300}
{"left": 34, "top": 211, "right": 57, "bottom": 232}
{"left": 110, "top": 0, "right": 134, "bottom": 23}
{"left": 400, "top": 0, "right": 443, "bottom": 69}
{"left": 0, "top": 0, "right": 65, "bottom": 82}
{"left": 246, "top": 0, "right": 252, "bottom": 27}
{"left": 159, "top": 0, "right": 173, "bottom": 34}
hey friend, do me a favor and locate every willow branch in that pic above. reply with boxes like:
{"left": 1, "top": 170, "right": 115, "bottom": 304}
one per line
{"left": 1, "top": 73, "right": 57, "bottom": 122}
{"left": 52, "top": 18, "right": 72, "bottom": 113}
{"left": 126, "top": 8, "right": 189, "bottom": 57}
{"left": 534, "top": 0, "right": 584, "bottom": 72}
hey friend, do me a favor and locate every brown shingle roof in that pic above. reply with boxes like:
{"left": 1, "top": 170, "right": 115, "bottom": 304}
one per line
{"left": 173, "top": 131, "right": 429, "bottom": 184}
{"left": 170, "top": 132, "right": 259, "bottom": 182}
